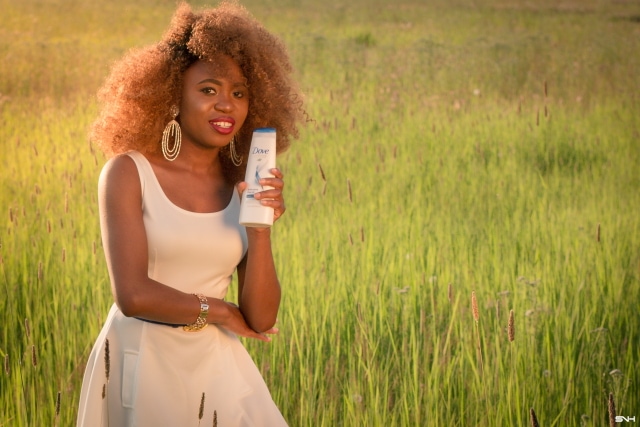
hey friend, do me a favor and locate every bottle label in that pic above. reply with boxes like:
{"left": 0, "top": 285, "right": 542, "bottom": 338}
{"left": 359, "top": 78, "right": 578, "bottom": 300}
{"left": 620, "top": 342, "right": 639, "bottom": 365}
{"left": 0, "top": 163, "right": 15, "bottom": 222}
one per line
{"left": 244, "top": 153, "right": 273, "bottom": 206}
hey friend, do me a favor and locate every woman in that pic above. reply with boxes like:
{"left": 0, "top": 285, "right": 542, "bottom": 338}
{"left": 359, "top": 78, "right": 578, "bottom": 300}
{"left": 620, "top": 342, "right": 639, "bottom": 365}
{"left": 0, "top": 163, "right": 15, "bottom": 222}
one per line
{"left": 77, "top": 2, "right": 305, "bottom": 425}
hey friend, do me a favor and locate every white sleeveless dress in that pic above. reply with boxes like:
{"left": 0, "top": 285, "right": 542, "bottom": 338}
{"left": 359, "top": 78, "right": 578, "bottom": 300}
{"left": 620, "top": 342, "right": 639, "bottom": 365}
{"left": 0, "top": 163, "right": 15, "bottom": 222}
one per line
{"left": 76, "top": 151, "right": 287, "bottom": 426}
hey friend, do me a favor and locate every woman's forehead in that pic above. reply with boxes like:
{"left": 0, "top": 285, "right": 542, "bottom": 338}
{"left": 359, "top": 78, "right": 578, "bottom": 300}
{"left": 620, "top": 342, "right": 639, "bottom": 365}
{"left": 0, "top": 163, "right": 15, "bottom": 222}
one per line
{"left": 185, "top": 57, "right": 246, "bottom": 82}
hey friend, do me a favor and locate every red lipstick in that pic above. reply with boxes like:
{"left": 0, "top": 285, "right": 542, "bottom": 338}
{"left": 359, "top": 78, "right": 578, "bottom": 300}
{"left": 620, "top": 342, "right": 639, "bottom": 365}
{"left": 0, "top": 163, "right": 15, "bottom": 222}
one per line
{"left": 209, "top": 117, "right": 235, "bottom": 135}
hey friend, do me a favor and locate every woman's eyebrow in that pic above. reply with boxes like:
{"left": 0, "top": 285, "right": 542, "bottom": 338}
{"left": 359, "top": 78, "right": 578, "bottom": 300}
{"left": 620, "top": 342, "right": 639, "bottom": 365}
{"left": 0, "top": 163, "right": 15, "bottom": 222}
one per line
{"left": 197, "top": 78, "right": 247, "bottom": 87}
{"left": 197, "top": 78, "right": 222, "bottom": 85}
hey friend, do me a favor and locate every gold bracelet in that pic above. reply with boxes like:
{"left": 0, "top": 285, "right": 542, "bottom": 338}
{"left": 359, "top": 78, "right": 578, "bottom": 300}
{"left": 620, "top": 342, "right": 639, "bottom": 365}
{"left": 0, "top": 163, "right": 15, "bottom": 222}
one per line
{"left": 183, "top": 293, "right": 209, "bottom": 332}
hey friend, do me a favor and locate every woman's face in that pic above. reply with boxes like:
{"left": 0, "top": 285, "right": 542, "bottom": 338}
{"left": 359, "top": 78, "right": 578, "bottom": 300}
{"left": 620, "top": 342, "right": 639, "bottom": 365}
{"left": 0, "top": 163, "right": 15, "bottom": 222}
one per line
{"left": 178, "top": 56, "right": 249, "bottom": 151}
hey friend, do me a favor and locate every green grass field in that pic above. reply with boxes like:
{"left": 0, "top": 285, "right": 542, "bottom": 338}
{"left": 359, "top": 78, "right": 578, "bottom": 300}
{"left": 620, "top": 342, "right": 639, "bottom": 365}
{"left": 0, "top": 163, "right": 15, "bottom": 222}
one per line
{"left": 1, "top": 0, "right": 639, "bottom": 425}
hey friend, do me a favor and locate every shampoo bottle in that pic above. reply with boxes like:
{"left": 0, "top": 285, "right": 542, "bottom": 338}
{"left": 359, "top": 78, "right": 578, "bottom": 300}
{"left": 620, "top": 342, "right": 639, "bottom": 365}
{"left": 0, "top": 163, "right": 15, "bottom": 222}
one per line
{"left": 239, "top": 128, "right": 277, "bottom": 227}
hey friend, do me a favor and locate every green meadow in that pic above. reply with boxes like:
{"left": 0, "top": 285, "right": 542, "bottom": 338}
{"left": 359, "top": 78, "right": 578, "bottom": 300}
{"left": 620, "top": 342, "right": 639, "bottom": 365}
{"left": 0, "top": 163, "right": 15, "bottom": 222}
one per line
{"left": 1, "top": 0, "right": 639, "bottom": 425}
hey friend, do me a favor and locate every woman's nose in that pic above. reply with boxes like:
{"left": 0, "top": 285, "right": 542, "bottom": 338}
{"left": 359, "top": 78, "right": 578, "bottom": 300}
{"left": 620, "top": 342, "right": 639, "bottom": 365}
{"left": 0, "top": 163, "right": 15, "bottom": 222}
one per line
{"left": 215, "top": 96, "right": 232, "bottom": 113}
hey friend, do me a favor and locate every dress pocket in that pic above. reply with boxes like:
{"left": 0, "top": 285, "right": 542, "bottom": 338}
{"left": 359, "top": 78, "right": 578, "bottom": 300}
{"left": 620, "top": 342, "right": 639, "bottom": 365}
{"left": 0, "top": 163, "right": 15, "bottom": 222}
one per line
{"left": 121, "top": 351, "right": 139, "bottom": 408}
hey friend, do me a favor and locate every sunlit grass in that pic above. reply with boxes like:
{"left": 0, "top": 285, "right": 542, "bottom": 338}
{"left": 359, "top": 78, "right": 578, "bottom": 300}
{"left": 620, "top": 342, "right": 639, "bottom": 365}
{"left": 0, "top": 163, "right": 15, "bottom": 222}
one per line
{"left": 1, "top": 0, "right": 639, "bottom": 425}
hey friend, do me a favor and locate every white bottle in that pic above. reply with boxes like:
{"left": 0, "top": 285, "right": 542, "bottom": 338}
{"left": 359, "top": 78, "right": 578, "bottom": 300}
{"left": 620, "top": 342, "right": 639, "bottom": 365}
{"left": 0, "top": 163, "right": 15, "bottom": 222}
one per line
{"left": 239, "top": 128, "right": 277, "bottom": 227}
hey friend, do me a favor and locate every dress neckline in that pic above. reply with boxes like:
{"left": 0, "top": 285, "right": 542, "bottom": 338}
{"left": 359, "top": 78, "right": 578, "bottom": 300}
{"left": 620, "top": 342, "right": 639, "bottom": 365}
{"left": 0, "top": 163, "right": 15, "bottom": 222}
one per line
{"left": 129, "top": 151, "right": 235, "bottom": 217}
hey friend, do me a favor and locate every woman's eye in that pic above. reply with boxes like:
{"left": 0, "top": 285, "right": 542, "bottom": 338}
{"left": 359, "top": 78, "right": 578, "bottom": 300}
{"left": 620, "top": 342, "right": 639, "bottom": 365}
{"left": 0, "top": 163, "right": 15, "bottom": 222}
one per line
{"left": 202, "top": 87, "right": 216, "bottom": 95}
{"left": 234, "top": 91, "right": 245, "bottom": 98}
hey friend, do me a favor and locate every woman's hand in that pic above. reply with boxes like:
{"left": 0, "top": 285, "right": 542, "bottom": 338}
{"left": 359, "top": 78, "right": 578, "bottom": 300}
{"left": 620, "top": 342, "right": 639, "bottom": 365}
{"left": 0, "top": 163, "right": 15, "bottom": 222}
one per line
{"left": 236, "top": 168, "right": 286, "bottom": 224}
{"left": 217, "top": 301, "right": 278, "bottom": 342}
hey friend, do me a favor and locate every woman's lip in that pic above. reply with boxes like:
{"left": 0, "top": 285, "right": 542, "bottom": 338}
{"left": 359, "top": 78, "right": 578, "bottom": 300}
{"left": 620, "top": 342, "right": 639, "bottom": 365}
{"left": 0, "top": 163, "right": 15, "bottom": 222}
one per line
{"left": 209, "top": 117, "right": 235, "bottom": 135}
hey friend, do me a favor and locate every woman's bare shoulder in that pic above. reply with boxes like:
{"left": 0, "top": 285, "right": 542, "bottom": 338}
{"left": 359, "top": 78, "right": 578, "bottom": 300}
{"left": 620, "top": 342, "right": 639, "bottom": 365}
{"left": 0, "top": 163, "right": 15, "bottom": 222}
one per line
{"left": 98, "top": 152, "right": 143, "bottom": 196}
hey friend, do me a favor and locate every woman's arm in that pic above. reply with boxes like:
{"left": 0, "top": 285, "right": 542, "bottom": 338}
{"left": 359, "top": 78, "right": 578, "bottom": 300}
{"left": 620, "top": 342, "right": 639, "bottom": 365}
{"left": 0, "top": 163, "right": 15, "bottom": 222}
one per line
{"left": 236, "top": 230, "right": 281, "bottom": 332}
{"left": 99, "top": 155, "right": 270, "bottom": 340}
{"left": 236, "top": 168, "right": 286, "bottom": 332}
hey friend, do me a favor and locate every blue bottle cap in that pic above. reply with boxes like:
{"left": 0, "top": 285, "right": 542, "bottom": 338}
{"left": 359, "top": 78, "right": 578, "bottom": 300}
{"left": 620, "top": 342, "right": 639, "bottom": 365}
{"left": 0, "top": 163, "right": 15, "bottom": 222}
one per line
{"left": 254, "top": 127, "right": 276, "bottom": 133}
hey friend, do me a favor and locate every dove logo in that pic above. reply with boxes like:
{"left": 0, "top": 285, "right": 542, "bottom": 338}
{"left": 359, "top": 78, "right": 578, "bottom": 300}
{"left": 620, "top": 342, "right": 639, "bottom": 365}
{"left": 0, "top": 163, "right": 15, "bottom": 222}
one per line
{"left": 251, "top": 147, "right": 270, "bottom": 155}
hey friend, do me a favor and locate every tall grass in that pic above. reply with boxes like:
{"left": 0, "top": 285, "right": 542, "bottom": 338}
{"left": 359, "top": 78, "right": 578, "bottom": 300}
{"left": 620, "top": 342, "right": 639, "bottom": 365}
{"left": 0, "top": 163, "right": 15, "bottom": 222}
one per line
{"left": 1, "top": 0, "right": 639, "bottom": 425}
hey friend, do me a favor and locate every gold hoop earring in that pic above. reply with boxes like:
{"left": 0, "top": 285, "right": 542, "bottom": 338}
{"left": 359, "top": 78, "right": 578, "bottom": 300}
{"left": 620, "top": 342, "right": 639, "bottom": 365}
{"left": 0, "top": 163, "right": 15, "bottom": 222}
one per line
{"left": 229, "top": 136, "right": 243, "bottom": 167}
{"left": 162, "top": 107, "right": 181, "bottom": 161}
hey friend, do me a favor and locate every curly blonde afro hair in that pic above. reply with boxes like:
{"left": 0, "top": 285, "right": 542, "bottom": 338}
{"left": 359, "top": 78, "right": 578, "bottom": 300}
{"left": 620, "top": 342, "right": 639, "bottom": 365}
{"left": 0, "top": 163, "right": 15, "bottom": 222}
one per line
{"left": 90, "top": 1, "right": 305, "bottom": 182}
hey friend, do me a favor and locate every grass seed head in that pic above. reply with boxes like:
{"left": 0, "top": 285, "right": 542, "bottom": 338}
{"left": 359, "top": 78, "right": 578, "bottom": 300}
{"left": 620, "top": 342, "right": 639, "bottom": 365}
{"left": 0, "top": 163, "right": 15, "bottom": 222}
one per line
{"left": 24, "top": 318, "right": 30, "bottom": 340}
{"left": 508, "top": 309, "right": 515, "bottom": 342}
{"left": 55, "top": 391, "right": 61, "bottom": 417}
{"left": 199, "top": 392, "right": 205, "bottom": 420}
{"left": 608, "top": 392, "right": 616, "bottom": 427}
{"left": 104, "top": 339, "right": 110, "bottom": 381}
{"left": 31, "top": 345, "right": 37, "bottom": 367}
{"left": 471, "top": 291, "right": 479, "bottom": 322}
{"left": 318, "top": 163, "right": 326, "bottom": 181}
{"left": 530, "top": 408, "right": 540, "bottom": 427}
{"left": 213, "top": 410, "right": 218, "bottom": 427}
